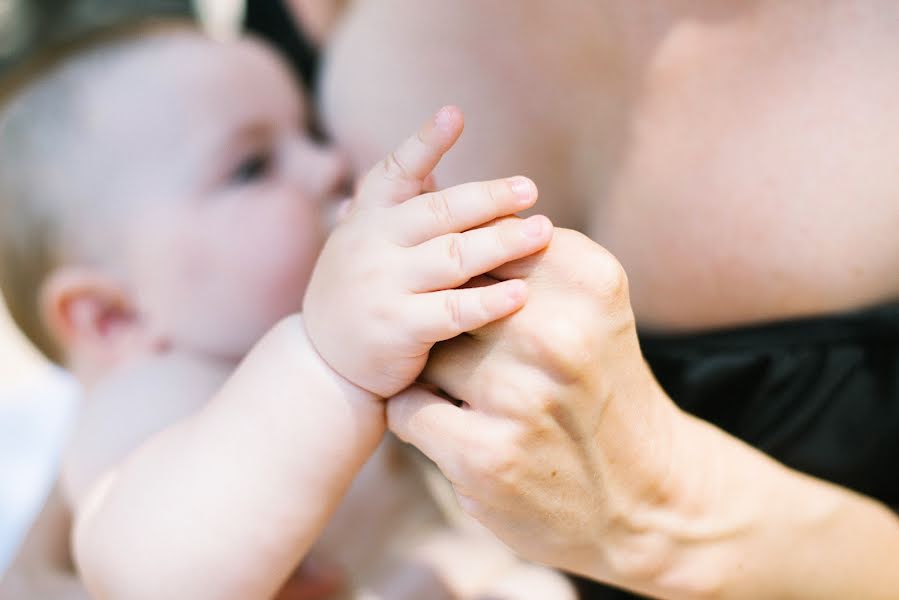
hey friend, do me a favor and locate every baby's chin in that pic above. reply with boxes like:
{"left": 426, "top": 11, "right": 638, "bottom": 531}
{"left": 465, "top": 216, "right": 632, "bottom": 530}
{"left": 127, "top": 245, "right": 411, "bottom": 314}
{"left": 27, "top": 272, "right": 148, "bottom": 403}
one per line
{"left": 172, "top": 309, "right": 301, "bottom": 365}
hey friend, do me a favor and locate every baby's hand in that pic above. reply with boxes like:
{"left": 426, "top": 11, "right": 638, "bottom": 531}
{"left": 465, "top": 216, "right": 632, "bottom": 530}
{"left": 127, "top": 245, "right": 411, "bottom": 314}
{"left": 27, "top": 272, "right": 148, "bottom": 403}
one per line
{"left": 303, "top": 107, "right": 552, "bottom": 397}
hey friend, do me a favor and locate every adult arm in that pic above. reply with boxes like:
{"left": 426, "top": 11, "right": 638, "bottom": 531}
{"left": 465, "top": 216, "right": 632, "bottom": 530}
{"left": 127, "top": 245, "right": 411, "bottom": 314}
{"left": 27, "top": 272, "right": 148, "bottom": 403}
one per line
{"left": 388, "top": 227, "right": 899, "bottom": 599}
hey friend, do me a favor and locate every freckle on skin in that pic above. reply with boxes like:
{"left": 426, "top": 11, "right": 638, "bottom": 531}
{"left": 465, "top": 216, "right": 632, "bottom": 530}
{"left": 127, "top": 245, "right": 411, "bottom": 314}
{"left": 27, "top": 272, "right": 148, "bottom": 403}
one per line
{"left": 552, "top": 470, "right": 558, "bottom": 478}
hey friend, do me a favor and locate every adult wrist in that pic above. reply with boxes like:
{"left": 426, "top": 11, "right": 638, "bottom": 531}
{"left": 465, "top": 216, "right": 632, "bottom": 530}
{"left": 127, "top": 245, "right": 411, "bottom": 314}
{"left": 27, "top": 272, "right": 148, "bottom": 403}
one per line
{"left": 590, "top": 405, "right": 759, "bottom": 597}
{"left": 614, "top": 411, "right": 833, "bottom": 599}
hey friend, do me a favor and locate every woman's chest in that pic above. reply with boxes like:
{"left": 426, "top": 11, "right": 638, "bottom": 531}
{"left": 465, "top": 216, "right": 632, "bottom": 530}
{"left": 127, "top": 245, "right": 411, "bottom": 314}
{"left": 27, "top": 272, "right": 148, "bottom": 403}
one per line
{"left": 323, "top": 1, "right": 899, "bottom": 328}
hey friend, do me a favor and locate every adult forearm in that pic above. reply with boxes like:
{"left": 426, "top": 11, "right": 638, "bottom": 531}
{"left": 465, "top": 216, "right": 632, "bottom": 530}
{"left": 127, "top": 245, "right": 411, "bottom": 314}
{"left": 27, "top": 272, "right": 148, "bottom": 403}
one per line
{"left": 73, "top": 315, "right": 384, "bottom": 599}
{"left": 611, "top": 411, "right": 899, "bottom": 599}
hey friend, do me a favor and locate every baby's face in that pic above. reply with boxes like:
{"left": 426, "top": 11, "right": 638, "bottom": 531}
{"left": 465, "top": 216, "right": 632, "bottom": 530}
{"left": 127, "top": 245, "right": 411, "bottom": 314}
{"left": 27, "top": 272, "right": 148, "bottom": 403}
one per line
{"left": 90, "top": 33, "right": 347, "bottom": 360}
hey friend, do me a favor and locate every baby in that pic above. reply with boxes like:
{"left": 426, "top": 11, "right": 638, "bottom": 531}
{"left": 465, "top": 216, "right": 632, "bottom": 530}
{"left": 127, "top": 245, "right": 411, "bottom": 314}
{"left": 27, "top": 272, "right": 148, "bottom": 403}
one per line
{"left": 0, "top": 17, "right": 574, "bottom": 600}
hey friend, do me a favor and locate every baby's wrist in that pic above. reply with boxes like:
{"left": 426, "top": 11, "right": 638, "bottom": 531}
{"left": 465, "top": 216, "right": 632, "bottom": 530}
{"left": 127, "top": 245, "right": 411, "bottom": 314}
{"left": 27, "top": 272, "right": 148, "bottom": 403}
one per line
{"left": 278, "top": 314, "right": 377, "bottom": 392}
{"left": 265, "top": 314, "right": 387, "bottom": 453}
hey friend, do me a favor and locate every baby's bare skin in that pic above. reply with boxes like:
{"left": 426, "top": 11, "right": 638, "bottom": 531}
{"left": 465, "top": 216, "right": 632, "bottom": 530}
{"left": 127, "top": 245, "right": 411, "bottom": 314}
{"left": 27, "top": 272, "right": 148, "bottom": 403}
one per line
{"left": 321, "top": 0, "right": 899, "bottom": 332}
{"left": 0, "top": 28, "right": 573, "bottom": 599}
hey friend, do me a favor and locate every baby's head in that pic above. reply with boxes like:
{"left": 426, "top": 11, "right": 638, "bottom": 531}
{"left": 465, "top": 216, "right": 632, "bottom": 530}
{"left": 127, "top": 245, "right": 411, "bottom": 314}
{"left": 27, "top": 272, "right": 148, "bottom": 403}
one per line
{"left": 0, "top": 19, "right": 346, "bottom": 382}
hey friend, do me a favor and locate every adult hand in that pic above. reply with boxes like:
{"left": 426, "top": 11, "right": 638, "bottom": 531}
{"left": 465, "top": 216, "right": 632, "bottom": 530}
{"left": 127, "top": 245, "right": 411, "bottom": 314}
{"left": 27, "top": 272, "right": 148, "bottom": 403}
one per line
{"left": 387, "top": 227, "right": 687, "bottom": 585}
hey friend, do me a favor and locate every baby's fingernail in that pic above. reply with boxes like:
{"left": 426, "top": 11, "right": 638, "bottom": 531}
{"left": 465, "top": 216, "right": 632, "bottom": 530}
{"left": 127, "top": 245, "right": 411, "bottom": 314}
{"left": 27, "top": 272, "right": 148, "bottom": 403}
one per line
{"left": 509, "top": 177, "right": 535, "bottom": 204}
{"left": 434, "top": 106, "right": 455, "bottom": 131}
{"left": 522, "top": 215, "right": 549, "bottom": 238}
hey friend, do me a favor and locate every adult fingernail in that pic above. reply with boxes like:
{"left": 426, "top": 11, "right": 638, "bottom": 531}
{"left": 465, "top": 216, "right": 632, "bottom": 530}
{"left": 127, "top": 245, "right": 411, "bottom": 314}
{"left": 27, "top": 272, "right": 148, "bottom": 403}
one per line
{"left": 509, "top": 177, "right": 535, "bottom": 204}
{"left": 522, "top": 215, "right": 548, "bottom": 238}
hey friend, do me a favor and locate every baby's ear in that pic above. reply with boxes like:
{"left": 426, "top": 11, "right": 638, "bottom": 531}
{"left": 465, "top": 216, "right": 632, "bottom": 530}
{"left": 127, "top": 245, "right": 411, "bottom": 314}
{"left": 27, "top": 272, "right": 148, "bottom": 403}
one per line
{"left": 39, "top": 268, "right": 141, "bottom": 372}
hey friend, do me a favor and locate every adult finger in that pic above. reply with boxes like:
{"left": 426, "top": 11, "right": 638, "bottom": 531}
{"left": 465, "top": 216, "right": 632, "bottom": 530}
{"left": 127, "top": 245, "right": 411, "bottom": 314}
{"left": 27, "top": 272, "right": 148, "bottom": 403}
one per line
{"left": 421, "top": 334, "right": 491, "bottom": 409}
{"left": 387, "top": 385, "right": 481, "bottom": 482}
{"left": 405, "top": 215, "right": 552, "bottom": 292}
{"left": 389, "top": 176, "right": 538, "bottom": 246}
{"left": 356, "top": 106, "right": 464, "bottom": 208}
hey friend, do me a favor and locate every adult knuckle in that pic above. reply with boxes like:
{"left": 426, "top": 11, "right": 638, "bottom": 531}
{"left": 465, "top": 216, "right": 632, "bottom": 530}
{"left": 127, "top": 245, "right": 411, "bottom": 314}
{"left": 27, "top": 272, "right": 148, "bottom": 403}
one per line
{"left": 516, "top": 317, "right": 547, "bottom": 348}
{"left": 600, "top": 257, "right": 630, "bottom": 306}
{"left": 551, "top": 229, "right": 630, "bottom": 303}
{"left": 525, "top": 387, "right": 567, "bottom": 420}
{"left": 529, "top": 316, "right": 593, "bottom": 375}
{"left": 479, "top": 368, "right": 510, "bottom": 404}
{"left": 476, "top": 444, "right": 519, "bottom": 487}
{"left": 578, "top": 247, "right": 630, "bottom": 305}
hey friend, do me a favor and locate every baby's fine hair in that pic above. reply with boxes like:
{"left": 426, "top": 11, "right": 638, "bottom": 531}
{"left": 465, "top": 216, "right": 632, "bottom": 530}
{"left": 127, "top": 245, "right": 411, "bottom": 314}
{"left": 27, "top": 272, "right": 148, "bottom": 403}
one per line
{"left": 0, "top": 17, "right": 195, "bottom": 362}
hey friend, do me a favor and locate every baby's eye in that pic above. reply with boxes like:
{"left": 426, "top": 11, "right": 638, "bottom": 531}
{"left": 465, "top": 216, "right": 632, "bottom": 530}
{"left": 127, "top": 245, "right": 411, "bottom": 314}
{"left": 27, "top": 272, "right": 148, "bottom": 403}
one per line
{"left": 230, "top": 151, "right": 272, "bottom": 185}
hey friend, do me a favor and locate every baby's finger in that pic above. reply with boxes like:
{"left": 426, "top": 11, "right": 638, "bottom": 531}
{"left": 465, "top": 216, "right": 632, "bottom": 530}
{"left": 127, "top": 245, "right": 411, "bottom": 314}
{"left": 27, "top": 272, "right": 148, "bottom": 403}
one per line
{"left": 406, "top": 215, "right": 552, "bottom": 292}
{"left": 390, "top": 176, "right": 538, "bottom": 246}
{"left": 356, "top": 106, "right": 463, "bottom": 209}
{"left": 408, "top": 279, "right": 527, "bottom": 343}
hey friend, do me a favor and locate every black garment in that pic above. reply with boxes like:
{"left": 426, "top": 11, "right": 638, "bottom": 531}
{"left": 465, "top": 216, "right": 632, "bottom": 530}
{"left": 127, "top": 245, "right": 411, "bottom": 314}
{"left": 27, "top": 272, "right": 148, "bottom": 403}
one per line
{"left": 245, "top": 0, "right": 320, "bottom": 94}
{"left": 575, "top": 303, "right": 899, "bottom": 599}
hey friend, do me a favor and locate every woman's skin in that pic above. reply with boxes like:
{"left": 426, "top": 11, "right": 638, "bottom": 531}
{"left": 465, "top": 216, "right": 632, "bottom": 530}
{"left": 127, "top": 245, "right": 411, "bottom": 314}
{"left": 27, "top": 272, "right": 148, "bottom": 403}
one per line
{"left": 308, "top": 1, "right": 899, "bottom": 597}
{"left": 319, "top": 0, "right": 899, "bottom": 332}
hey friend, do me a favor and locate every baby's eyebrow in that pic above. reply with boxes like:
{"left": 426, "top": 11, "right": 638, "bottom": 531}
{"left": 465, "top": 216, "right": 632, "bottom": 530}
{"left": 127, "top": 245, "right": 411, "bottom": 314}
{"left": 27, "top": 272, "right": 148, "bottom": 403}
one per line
{"left": 204, "top": 121, "right": 276, "bottom": 164}
{"left": 229, "top": 121, "right": 276, "bottom": 144}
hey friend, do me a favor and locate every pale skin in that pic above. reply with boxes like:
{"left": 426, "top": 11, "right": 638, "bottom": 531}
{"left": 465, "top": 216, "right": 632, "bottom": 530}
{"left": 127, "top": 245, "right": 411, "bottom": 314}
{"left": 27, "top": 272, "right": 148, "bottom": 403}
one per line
{"left": 0, "top": 31, "right": 574, "bottom": 599}
{"left": 388, "top": 231, "right": 899, "bottom": 598}
{"left": 71, "top": 107, "right": 561, "bottom": 599}
{"left": 298, "top": 1, "right": 899, "bottom": 597}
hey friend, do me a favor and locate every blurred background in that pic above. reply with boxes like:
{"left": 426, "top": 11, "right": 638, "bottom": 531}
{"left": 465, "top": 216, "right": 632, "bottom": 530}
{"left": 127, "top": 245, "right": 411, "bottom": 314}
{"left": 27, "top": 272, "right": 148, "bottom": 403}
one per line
{"left": 0, "top": 0, "right": 318, "bottom": 574}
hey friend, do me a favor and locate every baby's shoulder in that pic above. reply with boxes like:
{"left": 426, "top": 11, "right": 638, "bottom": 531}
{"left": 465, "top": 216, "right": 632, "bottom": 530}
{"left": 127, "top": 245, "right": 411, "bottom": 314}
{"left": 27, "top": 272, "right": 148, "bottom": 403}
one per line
{"left": 61, "top": 352, "right": 232, "bottom": 508}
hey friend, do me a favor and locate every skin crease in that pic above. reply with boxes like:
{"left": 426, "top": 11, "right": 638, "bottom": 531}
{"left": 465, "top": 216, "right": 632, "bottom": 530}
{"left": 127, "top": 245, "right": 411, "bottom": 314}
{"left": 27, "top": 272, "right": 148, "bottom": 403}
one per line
{"left": 3, "top": 1, "right": 895, "bottom": 595}
{"left": 3, "top": 31, "right": 346, "bottom": 599}
{"left": 303, "top": 1, "right": 899, "bottom": 597}
{"left": 318, "top": 0, "right": 899, "bottom": 332}
{"left": 3, "top": 30, "right": 576, "bottom": 600}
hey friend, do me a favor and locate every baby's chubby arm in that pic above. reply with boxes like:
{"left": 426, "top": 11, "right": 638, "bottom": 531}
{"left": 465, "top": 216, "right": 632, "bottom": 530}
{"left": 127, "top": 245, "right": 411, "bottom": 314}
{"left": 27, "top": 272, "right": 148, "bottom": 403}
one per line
{"left": 73, "top": 107, "right": 552, "bottom": 599}
{"left": 73, "top": 319, "right": 378, "bottom": 600}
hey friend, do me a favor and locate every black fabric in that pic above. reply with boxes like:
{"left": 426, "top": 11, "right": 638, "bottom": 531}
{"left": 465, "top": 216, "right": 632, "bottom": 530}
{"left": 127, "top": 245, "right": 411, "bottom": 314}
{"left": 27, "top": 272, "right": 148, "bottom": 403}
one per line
{"left": 575, "top": 303, "right": 899, "bottom": 598}
{"left": 244, "top": 0, "right": 320, "bottom": 93}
